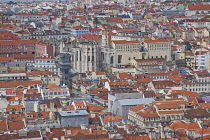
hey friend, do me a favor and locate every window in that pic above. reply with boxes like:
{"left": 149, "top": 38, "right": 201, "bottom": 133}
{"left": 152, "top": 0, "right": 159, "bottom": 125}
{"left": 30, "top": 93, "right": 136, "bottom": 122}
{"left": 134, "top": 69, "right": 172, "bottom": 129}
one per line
{"left": 118, "top": 55, "right": 122, "bottom": 63}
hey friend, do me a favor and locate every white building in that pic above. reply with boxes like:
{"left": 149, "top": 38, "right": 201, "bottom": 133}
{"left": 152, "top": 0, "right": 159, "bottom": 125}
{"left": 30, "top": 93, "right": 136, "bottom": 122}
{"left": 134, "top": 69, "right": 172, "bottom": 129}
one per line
{"left": 182, "top": 71, "right": 210, "bottom": 93}
{"left": 39, "top": 84, "right": 70, "bottom": 99}
{"left": 34, "top": 56, "right": 58, "bottom": 75}
{"left": 194, "top": 51, "right": 210, "bottom": 70}
{"left": 186, "top": 4, "right": 210, "bottom": 17}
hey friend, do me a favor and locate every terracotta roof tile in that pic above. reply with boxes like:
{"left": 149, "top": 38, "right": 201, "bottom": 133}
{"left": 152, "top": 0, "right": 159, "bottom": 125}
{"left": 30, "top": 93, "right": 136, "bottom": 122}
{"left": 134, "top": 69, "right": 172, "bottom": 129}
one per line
{"left": 6, "top": 89, "right": 24, "bottom": 96}
{"left": 184, "top": 108, "right": 210, "bottom": 118}
{"left": 119, "top": 73, "right": 135, "bottom": 80}
{"left": 136, "top": 106, "right": 159, "bottom": 117}
{"left": 158, "top": 110, "right": 183, "bottom": 115}
{"left": 156, "top": 104, "right": 181, "bottom": 109}
{"left": 0, "top": 119, "right": 8, "bottom": 131}
{"left": 87, "top": 105, "right": 105, "bottom": 112}
{"left": 152, "top": 80, "right": 178, "bottom": 88}
{"left": 104, "top": 17, "right": 123, "bottom": 23}
{"left": 199, "top": 103, "right": 210, "bottom": 108}
{"left": 6, "top": 96, "right": 23, "bottom": 101}
{"left": 46, "top": 84, "right": 60, "bottom": 89}
{"left": 6, "top": 104, "right": 25, "bottom": 112}
{"left": 0, "top": 40, "right": 41, "bottom": 46}
{"left": 0, "top": 80, "right": 42, "bottom": 88}
{"left": 167, "top": 75, "right": 186, "bottom": 82}
{"left": 8, "top": 121, "right": 25, "bottom": 130}
{"left": 112, "top": 40, "right": 140, "bottom": 44}
{"left": 103, "top": 114, "right": 123, "bottom": 122}
{"left": 167, "top": 121, "right": 201, "bottom": 130}
{"left": 129, "top": 104, "right": 144, "bottom": 112}
{"left": 144, "top": 39, "right": 170, "bottom": 43}
{"left": 0, "top": 57, "right": 14, "bottom": 62}
{"left": 64, "top": 105, "right": 75, "bottom": 111}
{"left": 179, "top": 137, "right": 189, "bottom": 140}
{"left": 136, "top": 78, "right": 153, "bottom": 83}
{"left": 96, "top": 71, "right": 106, "bottom": 75}
{"left": 188, "top": 4, "right": 210, "bottom": 10}
{"left": 171, "top": 90, "right": 200, "bottom": 97}
{"left": 8, "top": 114, "right": 24, "bottom": 121}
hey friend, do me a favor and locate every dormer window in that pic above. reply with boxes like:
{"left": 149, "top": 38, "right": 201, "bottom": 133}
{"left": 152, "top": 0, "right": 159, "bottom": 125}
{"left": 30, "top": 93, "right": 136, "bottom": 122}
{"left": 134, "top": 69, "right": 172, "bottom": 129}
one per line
{"left": 11, "top": 109, "right": 16, "bottom": 112}
{"left": 27, "top": 115, "right": 33, "bottom": 118}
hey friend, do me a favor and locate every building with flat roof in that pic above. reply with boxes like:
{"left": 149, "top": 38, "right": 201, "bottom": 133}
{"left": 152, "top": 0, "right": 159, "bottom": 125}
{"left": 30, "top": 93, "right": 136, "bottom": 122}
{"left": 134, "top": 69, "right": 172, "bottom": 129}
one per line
{"left": 57, "top": 110, "right": 89, "bottom": 127}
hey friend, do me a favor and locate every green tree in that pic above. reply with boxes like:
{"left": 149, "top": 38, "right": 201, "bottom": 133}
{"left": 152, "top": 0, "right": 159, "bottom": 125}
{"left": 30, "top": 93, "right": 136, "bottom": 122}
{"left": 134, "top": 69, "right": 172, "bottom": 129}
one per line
{"left": 183, "top": 41, "right": 192, "bottom": 51}
{"left": 7, "top": 1, "right": 17, "bottom": 4}
{"left": 93, "top": 18, "right": 99, "bottom": 28}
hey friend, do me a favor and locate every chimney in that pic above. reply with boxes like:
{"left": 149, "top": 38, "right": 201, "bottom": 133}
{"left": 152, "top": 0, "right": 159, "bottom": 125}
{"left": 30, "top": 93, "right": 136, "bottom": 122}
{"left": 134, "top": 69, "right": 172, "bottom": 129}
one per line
{"left": 81, "top": 124, "right": 86, "bottom": 130}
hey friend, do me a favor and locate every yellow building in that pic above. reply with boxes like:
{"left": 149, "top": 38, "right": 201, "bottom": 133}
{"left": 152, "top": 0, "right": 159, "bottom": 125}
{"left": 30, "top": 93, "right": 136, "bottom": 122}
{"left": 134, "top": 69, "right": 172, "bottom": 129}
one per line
{"left": 185, "top": 52, "right": 194, "bottom": 69}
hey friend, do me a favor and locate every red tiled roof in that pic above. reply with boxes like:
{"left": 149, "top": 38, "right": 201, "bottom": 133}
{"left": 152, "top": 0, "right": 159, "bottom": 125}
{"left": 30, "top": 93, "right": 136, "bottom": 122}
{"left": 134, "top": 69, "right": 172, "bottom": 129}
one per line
{"left": 7, "top": 96, "right": 23, "bottom": 101}
{"left": 14, "top": 54, "right": 35, "bottom": 59}
{"left": 109, "top": 81, "right": 129, "bottom": 86}
{"left": 46, "top": 84, "right": 60, "bottom": 89}
{"left": 0, "top": 57, "right": 14, "bottom": 62}
{"left": 167, "top": 121, "right": 201, "bottom": 130}
{"left": 87, "top": 105, "right": 105, "bottom": 112}
{"left": 104, "top": 17, "right": 123, "bottom": 23}
{"left": 171, "top": 90, "right": 200, "bottom": 97}
{"left": 8, "top": 114, "right": 24, "bottom": 121}
{"left": 0, "top": 119, "right": 8, "bottom": 131}
{"left": 96, "top": 71, "right": 106, "bottom": 75}
{"left": 103, "top": 114, "right": 123, "bottom": 122}
{"left": 136, "top": 78, "right": 153, "bottom": 83}
{"left": 144, "top": 39, "right": 170, "bottom": 43}
{"left": 36, "top": 56, "right": 54, "bottom": 59}
{"left": 158, "top": 110, "right": 183, "bottom": 115}
{"left": 136, "top": 107, "right": 159, "bottom": 117}
{"left": 115, "top": 29, "right": 139, "bottom": 32}
{"left": 8, "top": 121, "right": 25, "bottom": 130}
{"left": 119, "top": 73, "right": 134, "bottom": 80}
{"left": 6, "top": 104, "right": 25, "bottom": 112}
{"left": 112, "top": 40, "right": 140, "bottom": 44}
{"left": 167, "top": 75, "right": 186, "bottom": 81}
{"left": 0, "top": 80, "right": 42, "bottom": 88}
{"left": 188, "top": 4, "right": 210, "bottom": 10}
{"left": 199, "top": 103, "right": 210, "bottom": 108}
{"left": 129, "top": 104, "right": 144, "bottom": 112}
{"left": 16, "top": 13, "right": 47, "bottom": 16}
{"left": 0, "top": 40, "right": 41, "bottom": 45}
{"left": 156, "top": 103, "right": 181, "bottom": 109}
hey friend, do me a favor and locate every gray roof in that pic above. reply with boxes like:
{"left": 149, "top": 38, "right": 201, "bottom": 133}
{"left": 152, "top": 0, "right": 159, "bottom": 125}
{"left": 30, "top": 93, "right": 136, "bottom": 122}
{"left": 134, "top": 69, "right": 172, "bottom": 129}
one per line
{"left": 118, "top": 98, "right": 154, "bottom": 106}
{"left": 0, "top": 28, "right": 8, "bottom": 31}
{"left": 58, "top": 110, "right": 88, "bottom": 116}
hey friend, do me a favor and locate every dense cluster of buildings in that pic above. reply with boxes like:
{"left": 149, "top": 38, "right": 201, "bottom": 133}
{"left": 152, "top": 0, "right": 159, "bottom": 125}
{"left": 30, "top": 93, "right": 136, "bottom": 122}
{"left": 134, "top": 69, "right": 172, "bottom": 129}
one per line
{"left": 1, "top": 0, "right": 210, "bottom": 139}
